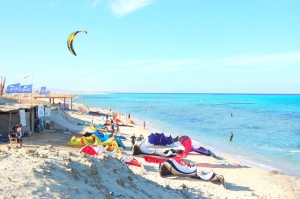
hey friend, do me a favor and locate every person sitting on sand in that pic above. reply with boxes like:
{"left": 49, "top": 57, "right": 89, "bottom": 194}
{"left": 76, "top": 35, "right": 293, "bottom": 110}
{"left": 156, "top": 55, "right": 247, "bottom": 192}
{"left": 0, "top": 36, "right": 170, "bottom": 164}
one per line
{"left": 137, "top": 134, "right": 144, "bottom": 141}
{"left": 130, "top": 134, "right": 137, "bottom": 149}
{"left": 105, "top": 120, "right": 111, "bottom": 125}
{"left": 16, "top": 123, "right": 23, "bottom": 147}
{"left": 111, "top": 125, "right": 115, "bottom": 132}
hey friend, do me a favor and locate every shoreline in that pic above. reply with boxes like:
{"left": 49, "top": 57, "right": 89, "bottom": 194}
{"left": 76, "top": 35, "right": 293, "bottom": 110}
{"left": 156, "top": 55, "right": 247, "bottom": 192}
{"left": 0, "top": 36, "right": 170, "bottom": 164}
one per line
{"left": 191, "top": 137, "right": 299, "bottom": 177}
{"left": 1, "top": 96, "right": 300, "bottom": 198}
{"left": 23, "top": 95, "right": 300, "bottom": 177}
{"left": 116, "top": 116, "right": 300, "bottom": 198}
{"left": 70, "top": 99, "right": 300, "bottom": 176}
{"left": 132, "top": 114, "right": 300, "bottom": 177}
{"left": 71, "top": 94, "right": 300, "bottom": 177}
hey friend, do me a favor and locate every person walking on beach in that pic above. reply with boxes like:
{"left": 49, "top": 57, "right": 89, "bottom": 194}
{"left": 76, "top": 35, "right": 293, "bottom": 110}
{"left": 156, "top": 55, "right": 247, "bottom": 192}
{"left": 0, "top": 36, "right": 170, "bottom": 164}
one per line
{"left": 143, "top": 121, "right": 146, "bottom": 130}
{"left": 229, "top": 131, "right": 233, "bottom": 142}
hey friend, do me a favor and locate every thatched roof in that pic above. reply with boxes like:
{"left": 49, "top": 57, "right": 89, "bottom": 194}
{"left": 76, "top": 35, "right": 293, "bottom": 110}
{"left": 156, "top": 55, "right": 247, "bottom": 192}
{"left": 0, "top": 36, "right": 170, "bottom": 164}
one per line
{"left": 0, "top": 103, "right": 36, "bottom": 113}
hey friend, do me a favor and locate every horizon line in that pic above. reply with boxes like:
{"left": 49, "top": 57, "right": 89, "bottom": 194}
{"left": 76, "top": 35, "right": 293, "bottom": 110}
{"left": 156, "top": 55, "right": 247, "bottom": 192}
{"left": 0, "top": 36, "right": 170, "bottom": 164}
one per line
{"left": 71, "top": 92, "right": 300, "bottom": 95}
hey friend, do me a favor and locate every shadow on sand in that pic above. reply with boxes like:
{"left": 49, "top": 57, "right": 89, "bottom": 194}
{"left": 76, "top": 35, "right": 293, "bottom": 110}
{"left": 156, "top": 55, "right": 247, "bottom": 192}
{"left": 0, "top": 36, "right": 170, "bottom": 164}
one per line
{"left": 225, "top": 182, "right": 253, "bottom": 191}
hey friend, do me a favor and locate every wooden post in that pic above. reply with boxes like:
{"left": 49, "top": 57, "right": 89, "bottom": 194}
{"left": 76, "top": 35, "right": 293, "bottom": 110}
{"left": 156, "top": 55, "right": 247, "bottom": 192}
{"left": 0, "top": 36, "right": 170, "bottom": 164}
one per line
{"left": 71, "top": 97, "right": 73, "bottom": 110}
{"left": 8, "top": 112, "right": 12, "bottom": 134}
{"left": 0, "top": 76, "right": 5, "bottom": 96}
{"left": 31, "top": 107, "right": 35, "bottom": 132}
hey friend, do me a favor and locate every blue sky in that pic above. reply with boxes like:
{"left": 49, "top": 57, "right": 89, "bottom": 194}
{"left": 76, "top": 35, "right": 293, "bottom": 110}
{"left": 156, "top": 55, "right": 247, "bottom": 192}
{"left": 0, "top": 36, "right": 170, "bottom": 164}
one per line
{"left": 1, "top": 0, "right": 300, "bottom": 93}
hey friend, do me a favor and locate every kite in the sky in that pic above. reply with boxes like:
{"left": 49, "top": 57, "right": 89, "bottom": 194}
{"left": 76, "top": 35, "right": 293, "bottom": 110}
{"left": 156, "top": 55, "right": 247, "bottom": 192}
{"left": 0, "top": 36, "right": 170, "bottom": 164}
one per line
{"left": 67, "top": 30, "right": 87, "bottom": 56}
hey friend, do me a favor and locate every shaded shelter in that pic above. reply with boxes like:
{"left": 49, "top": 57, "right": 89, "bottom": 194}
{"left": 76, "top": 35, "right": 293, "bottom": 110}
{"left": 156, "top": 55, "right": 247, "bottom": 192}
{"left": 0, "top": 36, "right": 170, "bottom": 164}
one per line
{"left": 0, "top": 103, "right": 38, "bottom": 136}
{"left": 34, "top": 95, "right": 74, "bottom": 110}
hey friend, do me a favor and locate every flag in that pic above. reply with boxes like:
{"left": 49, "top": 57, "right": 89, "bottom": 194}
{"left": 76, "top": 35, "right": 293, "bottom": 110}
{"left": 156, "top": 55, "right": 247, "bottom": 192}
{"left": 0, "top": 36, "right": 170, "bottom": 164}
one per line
{"left": 6, "top": 83, "right": 20, "bottom": 93}
{"left": 45, "top": 91, "right": 50, "bottom": 98}
{"left": 20, "top": 84, "right": 33, "bottom": 93}
{"left": 39, "top": 86, "right": 46, "bottom": 95}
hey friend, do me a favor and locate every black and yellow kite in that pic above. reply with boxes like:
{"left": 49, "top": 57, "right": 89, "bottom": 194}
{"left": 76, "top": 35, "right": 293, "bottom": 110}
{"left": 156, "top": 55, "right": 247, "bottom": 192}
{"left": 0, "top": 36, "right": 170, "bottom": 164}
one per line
{"left": 67, "top": 30, "right": 87, "bottom": 56}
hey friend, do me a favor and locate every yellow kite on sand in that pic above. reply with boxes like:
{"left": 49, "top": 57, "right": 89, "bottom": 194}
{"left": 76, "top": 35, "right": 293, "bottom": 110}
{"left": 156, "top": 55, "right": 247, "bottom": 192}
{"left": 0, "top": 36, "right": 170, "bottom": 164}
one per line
{"left": 67, "top": 136, "right": 121, "bottom": 153}
{"left": 101, "top": 137, "right": 121, "bottom": 153}
{"left": 67, "top": 135, "right": 101, "bottom": 146}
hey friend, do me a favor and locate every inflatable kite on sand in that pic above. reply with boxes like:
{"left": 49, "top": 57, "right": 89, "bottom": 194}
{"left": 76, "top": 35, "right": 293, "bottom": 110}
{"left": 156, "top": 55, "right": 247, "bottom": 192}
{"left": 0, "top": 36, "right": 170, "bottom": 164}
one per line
{"left": 68, "top": 136, "right": 121, "bottom": 153}
{"left": 67, "top": 135, "right": 101, "bottom": 146}
{"left": 80, "top": 145, "right": 117, "bottom": 157}
{"left": 100, "top": 137, "right": 122, "bottom": 153}
{"left": 141, "top": 135, "right": 226, "bottom": 188}
{"left": 159, "top": 158, "right": 226, "bottom": 188}
{"left": 132, "top": 140, "right": 157, "bottom": 156}
{"left": 132, "top": 135, "right": 192, "bottom": 157}
{"left": 122, "top": 156, "right": 143, "bottom": 167}
{"left": 191, "top": 146, "right": 219, "bottom": 159}
{"left": 147, "top": 133, "right": 175, "bottom": 145}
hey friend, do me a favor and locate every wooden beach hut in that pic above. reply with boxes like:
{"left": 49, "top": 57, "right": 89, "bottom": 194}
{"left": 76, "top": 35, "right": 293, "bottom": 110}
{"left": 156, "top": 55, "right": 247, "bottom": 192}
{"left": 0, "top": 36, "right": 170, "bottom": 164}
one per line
{"left": 0, "top": 103, "right": 38, "bottom": 136}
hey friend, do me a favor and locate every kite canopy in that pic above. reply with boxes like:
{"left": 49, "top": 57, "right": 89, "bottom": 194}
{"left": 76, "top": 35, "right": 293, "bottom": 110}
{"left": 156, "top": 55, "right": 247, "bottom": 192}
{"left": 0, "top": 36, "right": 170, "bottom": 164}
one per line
{"left": 178, "top": 135, "right": 192, "bottom": 158}
{"left": 191, "top": 146, "right": 218, "bottom": 159}
{"left": 67, "top": 30, "right": 87, "bottom": 56}
{"left": 158, "top": 159, "right": 227, "bottom": 188}
{"left": 148, "top": 133, "right": 175, "bottom": 146}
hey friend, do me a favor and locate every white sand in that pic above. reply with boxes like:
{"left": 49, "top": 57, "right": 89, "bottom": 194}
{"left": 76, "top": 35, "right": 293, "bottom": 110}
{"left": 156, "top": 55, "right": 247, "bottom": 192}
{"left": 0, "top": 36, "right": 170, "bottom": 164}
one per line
{"left": 0, "top": 145, "right": 191, "bottom": 198}
{"left": 1, "top": 98, "right": 300, "bottom": 198}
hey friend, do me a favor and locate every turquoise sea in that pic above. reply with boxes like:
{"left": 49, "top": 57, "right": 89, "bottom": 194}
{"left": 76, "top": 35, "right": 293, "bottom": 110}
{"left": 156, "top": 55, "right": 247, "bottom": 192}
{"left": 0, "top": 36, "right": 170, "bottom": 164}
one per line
{"left": 75, "top": 93, "right": 300, "bottom": 176}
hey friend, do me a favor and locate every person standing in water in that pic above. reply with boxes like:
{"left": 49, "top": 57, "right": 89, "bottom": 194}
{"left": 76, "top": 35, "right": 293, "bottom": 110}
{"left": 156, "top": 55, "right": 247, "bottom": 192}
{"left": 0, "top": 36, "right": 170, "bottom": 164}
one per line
{"left": 229, "top": 132, "right": 233, "bottom": 142}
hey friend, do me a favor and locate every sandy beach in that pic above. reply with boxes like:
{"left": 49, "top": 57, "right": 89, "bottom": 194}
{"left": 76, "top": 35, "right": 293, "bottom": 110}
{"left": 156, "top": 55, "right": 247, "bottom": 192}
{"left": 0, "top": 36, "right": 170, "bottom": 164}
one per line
{"left": 1, "top": 97, "right": 300, "bottom": 199}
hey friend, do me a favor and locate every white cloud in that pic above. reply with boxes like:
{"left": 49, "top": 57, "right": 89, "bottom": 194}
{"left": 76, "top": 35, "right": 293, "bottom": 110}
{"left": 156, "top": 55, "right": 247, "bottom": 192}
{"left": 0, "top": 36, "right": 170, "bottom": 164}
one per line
{"left": 48, "top": 1, "right": 60, "bottom": 8}
{"left": 221, "top": 52, "right": 300, "bottom": 67}
{"left": 87, "top": 0, "right": 103, "bottom": 8}
{"left": 109, "top": 0, "right": 153, "bottom": 17}
{"left": 108, "top": 51, "right": 300, "bottom": 75}
{"left": 86, "top": 0, "right": 153, "bottom": 16}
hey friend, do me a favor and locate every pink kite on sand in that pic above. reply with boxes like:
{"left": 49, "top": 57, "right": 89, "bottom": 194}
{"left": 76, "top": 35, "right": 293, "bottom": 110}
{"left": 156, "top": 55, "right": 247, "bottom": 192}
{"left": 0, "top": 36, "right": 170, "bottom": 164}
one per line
{"left": 178, "top": 135, "right": 192, "bottom": 158}
{"left": 79, "top": 145, "right": 98, "bottom": 155}
{"left": 122, "top": 156, "right": 143, "bottom": 167}
{"left": 79, "top": 145, "right": 117, "bottom": 157}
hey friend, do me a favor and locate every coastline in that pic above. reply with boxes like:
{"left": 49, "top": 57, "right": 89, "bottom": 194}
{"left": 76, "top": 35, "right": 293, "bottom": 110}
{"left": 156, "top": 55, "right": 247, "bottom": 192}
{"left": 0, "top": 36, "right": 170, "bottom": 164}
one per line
{"left": 0, "top": 96, "right": 300, "bottom": 198}
{"left": 130, "top": 114, "right": 300, "bottom": 177}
